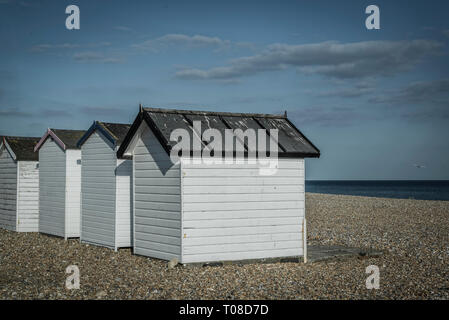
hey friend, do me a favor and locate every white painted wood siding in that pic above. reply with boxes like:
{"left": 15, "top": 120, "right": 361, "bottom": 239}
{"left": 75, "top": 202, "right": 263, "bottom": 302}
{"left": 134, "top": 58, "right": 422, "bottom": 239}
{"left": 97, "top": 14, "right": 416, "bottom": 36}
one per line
{"left": 65, "top": 149, "right": 81, "bottom": 238}
{"left": 81, "top": 132, "right": 116, "bottom": 248}
{"left": 115, "top": 158, "right": 132, "bottom": 248}
{"left": 180, "top": 158, "right": 305, "bottom": 263}
{"left": 39, "top": 139, "right": 66, "bottom": 237}
{"left": 17, "top": 161, "right": 39, "bottom": 232}
{"left": 133, "top": 123, "right": 181, "bottom": 261}
{"left": 0, "top": 148, "right": 17, "bottom": 231}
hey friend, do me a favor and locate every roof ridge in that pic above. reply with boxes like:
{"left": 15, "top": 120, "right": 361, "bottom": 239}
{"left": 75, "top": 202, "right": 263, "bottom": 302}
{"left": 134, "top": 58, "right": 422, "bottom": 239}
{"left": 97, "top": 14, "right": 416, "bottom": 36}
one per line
{"left": 142, "top": 106, "right": 286, "bottom": 119}
{"left": 3, "top": 136, "right": 40, "bottom": 140}
{"left": 99, "top": 121, "right": 131, "bottom": 126}
{"left": 50, "top": 128, "right": 86, "bottom": 132}
{"left": 97, "top": 121, "right": 119, "bottom": 141}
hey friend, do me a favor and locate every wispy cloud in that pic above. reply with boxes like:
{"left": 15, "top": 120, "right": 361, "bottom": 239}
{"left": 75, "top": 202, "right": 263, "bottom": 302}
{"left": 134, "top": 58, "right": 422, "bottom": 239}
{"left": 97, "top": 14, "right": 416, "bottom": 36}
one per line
{"left": 0, "top": 0, "right": 37, "bottom": 6}
{"left": 175, "top": 39, "right": 442, "bottom": 80}
{"left": 133, "top": 33, "right": 252, "bottom": 52}
{"left": 114, "top": 26, "right": 134, "bottom": 32}
{"left": 72, "top": 52, "right": 123, "bottom": 64}
{"left": 0, "top": 108, "right": 32, "bottom": 117}
{"left": 371, "top": 78, "right": 449, "bottom": 105}
{"left": 80, "top": 106, "right": 130, "bottom": 116}
{"left": 369, "top": 78, "right": 449, "bottom": 121}
{"left": 41, "top": 108, "right": 72, "bottom": 117}
{"left": 314, "top": 82, "right": 376, "bottom": 98}
{"left": 17, "top": 1, "right": 38, "bottom": 7}
{"left": 287, "top": 106, "right": 372, "bottom": 127}
{"left": 30, "top": 42, "right": 120, "bottom": 64}
{"left": 284, "top": 80, "right": 449, "bottom": 126}
{"left": 400, "top": 108, "right": 449, "bottom": 121}
{"left": 0, "top": 106, "right": 73, "bottom": 119}
{"left": 31, "top": 42, "right": 111, "bottom": 53}
{"left": 31, "top": 43, "right": 80, "bottom": 52}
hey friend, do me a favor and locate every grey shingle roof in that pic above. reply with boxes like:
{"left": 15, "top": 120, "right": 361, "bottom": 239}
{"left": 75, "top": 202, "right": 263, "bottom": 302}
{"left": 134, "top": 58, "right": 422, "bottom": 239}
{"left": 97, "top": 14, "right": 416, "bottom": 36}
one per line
{"left": 76, "top": 122, "right": 131, "bottom": 148}
{"left": 2, "top": 136, "right": 40, "bottom": 161}
{"left": 50, "top": 129, "right": 86, "bottom": 149}
{"left": 97, "top": 122, "right": 131, "bottom": 146}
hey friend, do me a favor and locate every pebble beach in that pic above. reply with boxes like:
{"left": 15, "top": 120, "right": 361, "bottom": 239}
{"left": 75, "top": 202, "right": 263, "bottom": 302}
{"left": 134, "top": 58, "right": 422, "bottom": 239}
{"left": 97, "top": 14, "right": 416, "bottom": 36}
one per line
{"left": 0, "top": 193, "right": 448, "bottom": 300}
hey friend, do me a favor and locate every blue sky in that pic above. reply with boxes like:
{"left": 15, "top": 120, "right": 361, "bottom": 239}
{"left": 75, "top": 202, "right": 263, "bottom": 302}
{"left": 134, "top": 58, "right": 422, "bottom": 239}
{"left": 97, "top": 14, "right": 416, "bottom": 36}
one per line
{"left": 1, "top": 0, "right": 448, "bottom": 179}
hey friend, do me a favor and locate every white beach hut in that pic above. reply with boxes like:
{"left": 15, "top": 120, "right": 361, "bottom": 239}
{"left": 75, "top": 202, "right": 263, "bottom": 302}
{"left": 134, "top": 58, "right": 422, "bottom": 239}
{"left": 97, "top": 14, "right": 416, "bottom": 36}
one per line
{"left": 34, "top": 129, "right": 86, "bottom": 239}
{"left": 77, "top": 121, "right": 132, "bottom": 251}
{"left": 0, "top": 136, "right": 40, "bottom": 232}
{"left": 117, "top": 107, "right": 320, "bottom": 264}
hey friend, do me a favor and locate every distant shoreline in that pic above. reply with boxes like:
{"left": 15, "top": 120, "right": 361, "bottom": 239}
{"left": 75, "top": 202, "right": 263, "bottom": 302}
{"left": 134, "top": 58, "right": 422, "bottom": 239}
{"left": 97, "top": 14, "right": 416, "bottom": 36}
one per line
{"left": 306, "top": 179, "right": 449, "bottom": 182}
{"left": 305, "top": 191, "right": 449, "bottom": 202}
{"left": 305, "top": 180, "right": 449, "bottom": 201}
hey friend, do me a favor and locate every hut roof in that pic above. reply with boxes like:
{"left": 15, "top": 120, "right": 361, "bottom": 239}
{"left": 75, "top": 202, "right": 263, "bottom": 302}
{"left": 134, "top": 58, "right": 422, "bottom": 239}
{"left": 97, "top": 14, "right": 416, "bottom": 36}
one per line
{"left": 77, "top": 121, "right": 131, "bottom": 148}
{"left": 34, "top": 128, "right": 86, "bottom": 152}
{"left": 1, "top": 136, "right": 40, "bottom": 161}
{"left": 117, "top": 106, "right": 320, "bottom": 159}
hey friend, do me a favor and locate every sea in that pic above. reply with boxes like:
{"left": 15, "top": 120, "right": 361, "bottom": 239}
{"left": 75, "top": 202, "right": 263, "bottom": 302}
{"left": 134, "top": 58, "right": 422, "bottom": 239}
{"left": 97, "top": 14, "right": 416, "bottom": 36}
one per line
{"left": 305, "top": 180, "right": 449, "bottom": 201}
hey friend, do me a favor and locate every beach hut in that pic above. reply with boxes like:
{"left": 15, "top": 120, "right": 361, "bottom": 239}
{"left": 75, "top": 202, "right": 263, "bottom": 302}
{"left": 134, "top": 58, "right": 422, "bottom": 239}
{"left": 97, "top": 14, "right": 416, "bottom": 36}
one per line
{"left": 34, "top": 129, "right": 86, "bottom": 239}
{"left": 0, "top": 136, "right": 40, "bottom": 232}
{"left": 77, "top": 121, "right": 132, "bottom": 251}
{"left": 117, "top": 107, "right": 320, "bottom": 264}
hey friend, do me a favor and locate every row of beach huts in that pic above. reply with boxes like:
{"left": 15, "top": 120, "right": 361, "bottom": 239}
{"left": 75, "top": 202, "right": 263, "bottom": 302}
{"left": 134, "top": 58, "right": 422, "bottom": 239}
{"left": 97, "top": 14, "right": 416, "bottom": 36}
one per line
{"left": 0, "top": 106, "right": 320, "bottom": 264}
